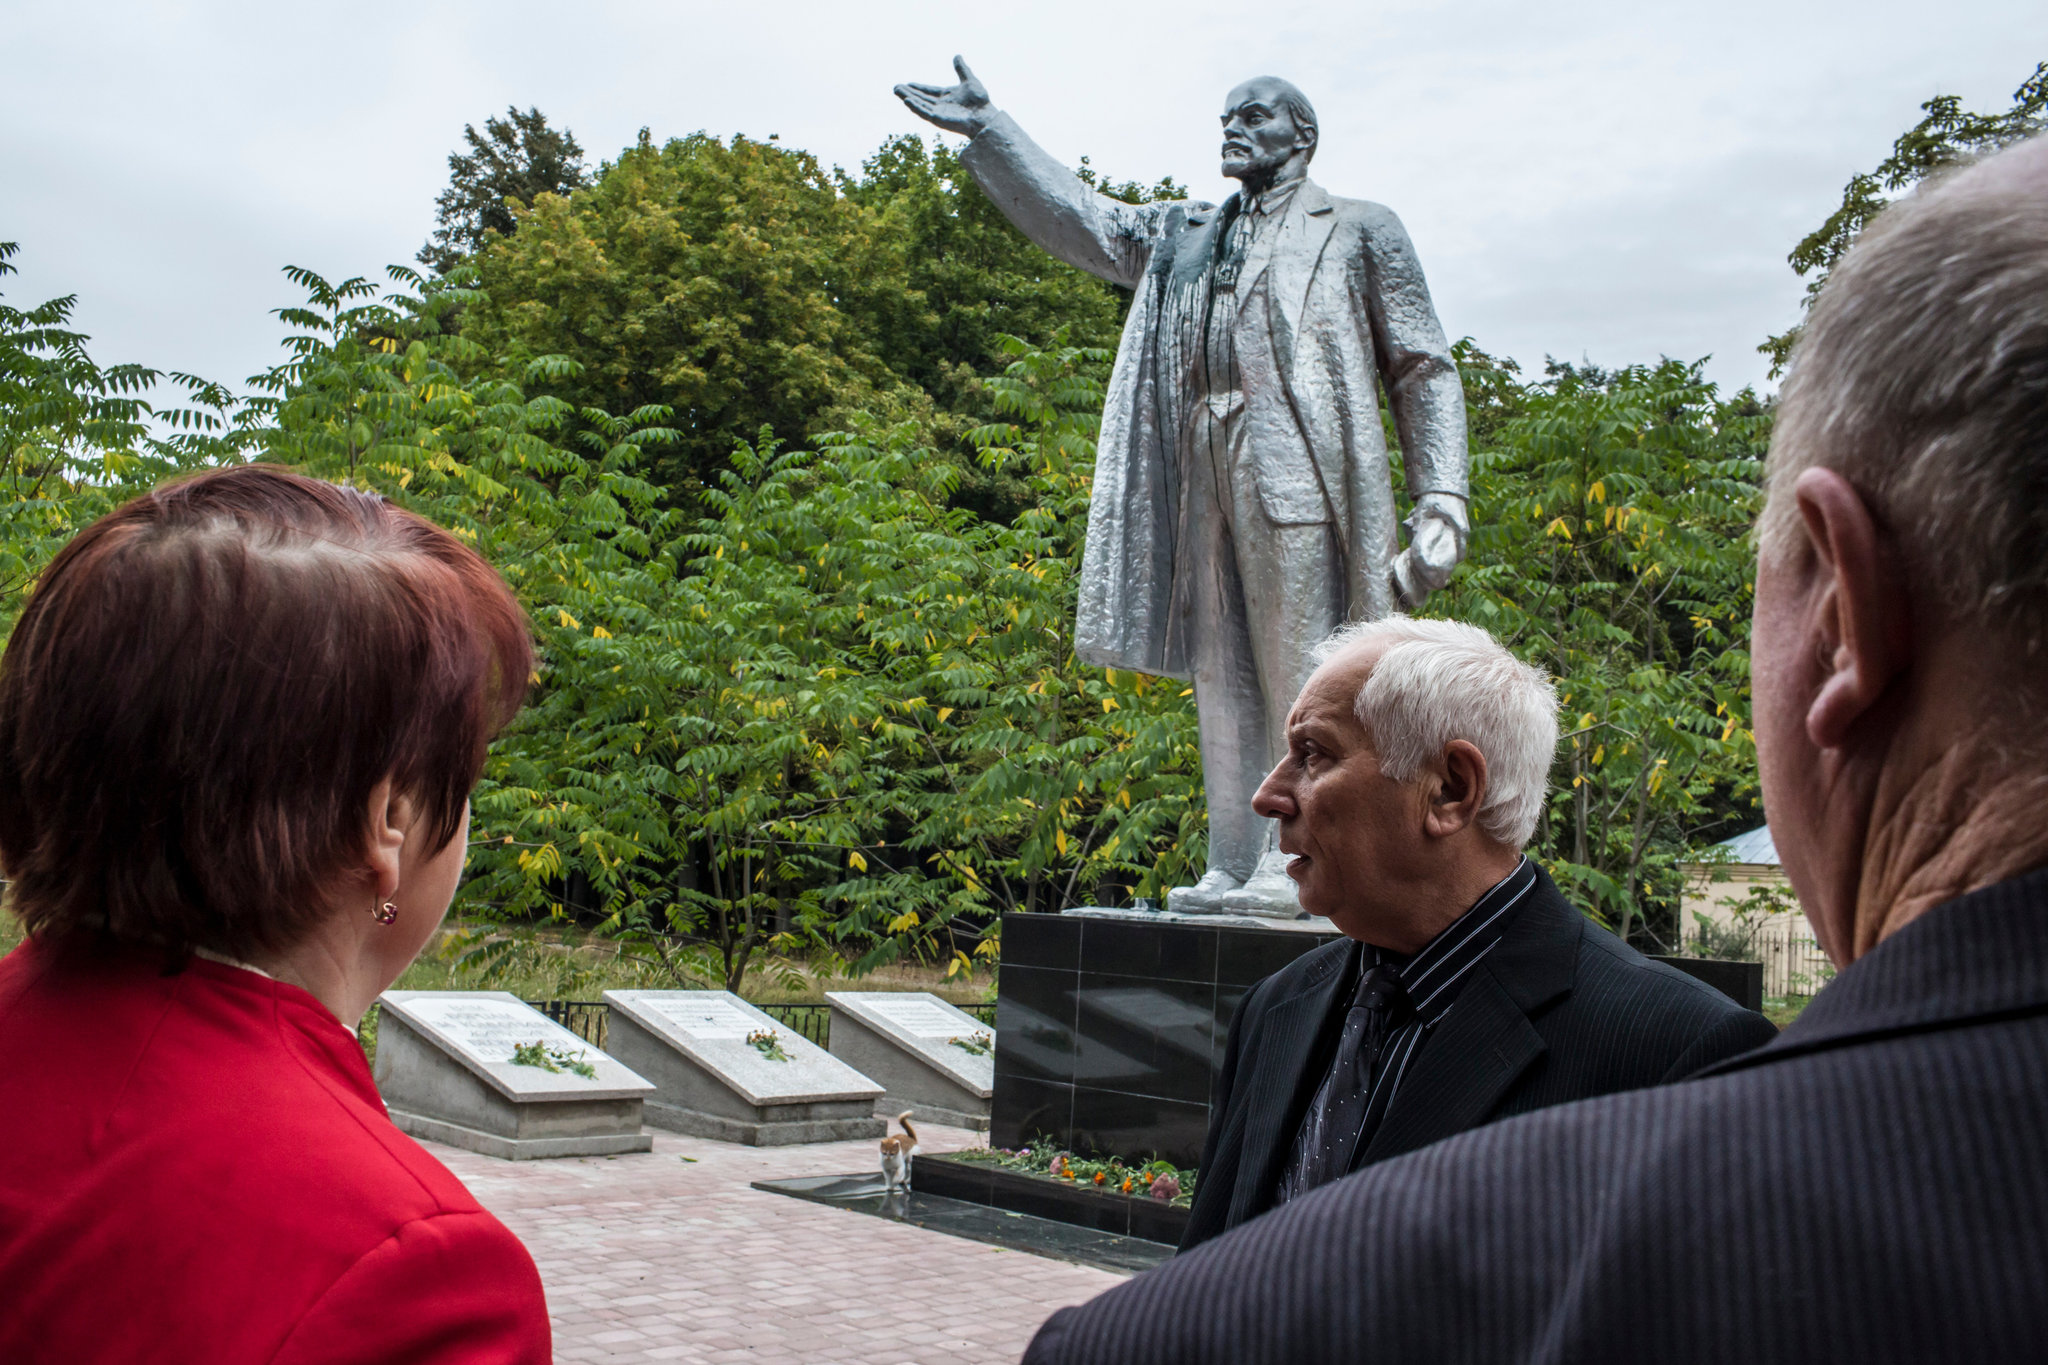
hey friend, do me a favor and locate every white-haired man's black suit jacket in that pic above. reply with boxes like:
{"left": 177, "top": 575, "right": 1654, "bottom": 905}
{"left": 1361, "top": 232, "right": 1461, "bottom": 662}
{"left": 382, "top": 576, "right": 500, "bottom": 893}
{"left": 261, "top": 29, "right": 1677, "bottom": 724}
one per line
{"left": 1029, "top": 866, "right": 2048, "bottom": 1365}
{"left": 1182, "top": 865, "right": 1777, "bottom": 1250}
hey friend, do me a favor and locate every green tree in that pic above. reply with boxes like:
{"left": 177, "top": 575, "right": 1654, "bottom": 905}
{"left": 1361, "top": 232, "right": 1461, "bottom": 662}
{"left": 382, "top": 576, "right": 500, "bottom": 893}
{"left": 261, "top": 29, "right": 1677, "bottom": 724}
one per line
{"left": 457, "top": 131, "right": 920, "bottom": 497}
{"left": 1431, "top": 354, "right": 1770, "bottom": 945}
{"left": 472, "top": 334, "right": 1203, "bottom": 991}
{"left": 0, "top": 242, "right": 235, "bottom": 630}
{"left": 418, "top": 107, "right": 591, "bottom": 275}
{"left": 1762, "top": 61, "right": 2047, "bottom": 375}
{"left": 233, "top": 263, "right": 689, "bottom": 952}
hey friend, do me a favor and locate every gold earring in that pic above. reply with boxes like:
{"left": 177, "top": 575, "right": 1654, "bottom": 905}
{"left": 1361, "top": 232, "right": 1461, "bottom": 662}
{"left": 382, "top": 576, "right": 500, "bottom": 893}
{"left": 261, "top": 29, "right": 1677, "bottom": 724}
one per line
{"left": 373, "top": 895, "right": 399, "bottom": 926}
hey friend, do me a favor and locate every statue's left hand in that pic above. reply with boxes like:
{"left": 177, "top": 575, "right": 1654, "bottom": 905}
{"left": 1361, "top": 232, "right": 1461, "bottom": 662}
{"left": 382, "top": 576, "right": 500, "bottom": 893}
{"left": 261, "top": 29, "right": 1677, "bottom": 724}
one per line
{"left": 894, "top": 55, "right": 994, "bottom": 137}
{"left": 1392, "top": 492, "right": 1468, "bottom": 607}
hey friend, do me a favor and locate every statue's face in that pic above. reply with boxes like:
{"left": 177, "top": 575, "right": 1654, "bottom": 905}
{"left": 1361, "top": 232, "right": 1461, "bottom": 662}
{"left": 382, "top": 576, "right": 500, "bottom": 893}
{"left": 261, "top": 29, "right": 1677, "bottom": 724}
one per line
{"left": 1220, "top": 80, "right": 1308, "bottom": 182}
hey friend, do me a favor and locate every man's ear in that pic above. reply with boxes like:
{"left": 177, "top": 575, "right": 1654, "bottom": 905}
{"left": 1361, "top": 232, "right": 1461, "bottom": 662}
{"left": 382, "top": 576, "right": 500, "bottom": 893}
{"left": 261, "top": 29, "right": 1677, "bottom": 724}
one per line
{"left": 1425, "top": 740, "right": 1489, "bottom": 839}
{"left": 1793, "top": 468, "right": 1911, "bottom": 748}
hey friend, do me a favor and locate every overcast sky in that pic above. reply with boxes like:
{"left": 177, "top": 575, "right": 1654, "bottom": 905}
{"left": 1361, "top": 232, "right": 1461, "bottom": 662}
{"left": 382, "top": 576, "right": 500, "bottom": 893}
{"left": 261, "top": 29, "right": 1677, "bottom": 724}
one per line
{"left": 6, "top": 1, "right": 2045, "bottom": 404}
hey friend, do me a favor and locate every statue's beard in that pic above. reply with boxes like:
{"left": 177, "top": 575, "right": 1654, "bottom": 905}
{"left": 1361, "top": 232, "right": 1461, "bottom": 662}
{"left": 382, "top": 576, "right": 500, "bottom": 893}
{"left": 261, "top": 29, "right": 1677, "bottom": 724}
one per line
{"left": 1222, "top": 146, "right": 1294, "bottom": 186}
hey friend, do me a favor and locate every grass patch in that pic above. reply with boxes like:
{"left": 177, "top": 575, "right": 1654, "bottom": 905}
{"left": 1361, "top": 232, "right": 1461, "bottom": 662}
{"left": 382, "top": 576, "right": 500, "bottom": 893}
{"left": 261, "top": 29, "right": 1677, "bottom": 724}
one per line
{"left": 1763, "top": 994, "right": 1813, "bottom": 1029}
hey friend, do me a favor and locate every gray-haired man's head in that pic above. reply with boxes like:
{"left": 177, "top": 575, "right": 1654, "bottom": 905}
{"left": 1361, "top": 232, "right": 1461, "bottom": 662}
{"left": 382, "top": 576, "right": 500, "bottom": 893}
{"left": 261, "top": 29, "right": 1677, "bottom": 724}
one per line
{"left": 1251, "top": 616, "right": 1558, "bottom": 950}
{"left": 1761, "top": 135, "right": 2048, "bottom": 652}
{"left": 1751, "top": 133, "right": 2048, "bottom": 965}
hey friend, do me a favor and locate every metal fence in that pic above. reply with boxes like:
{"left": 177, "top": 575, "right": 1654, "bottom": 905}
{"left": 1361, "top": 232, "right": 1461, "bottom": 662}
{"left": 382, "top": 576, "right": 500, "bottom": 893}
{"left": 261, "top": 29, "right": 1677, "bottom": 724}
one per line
{"left": 1680, "top": 915, "right": 1834, "bottom": 999}
{"left": 758, "top": 1003, "right": 832, "bottom": 1047}
{"left": 529, "top": 999, "right": 610, "bottom": 1048}
{"left": 1748, "top": 916, "right": 1835, "bottom": 998}
{"left": 526, "top": 998, "right": 997, "bottom": 1052}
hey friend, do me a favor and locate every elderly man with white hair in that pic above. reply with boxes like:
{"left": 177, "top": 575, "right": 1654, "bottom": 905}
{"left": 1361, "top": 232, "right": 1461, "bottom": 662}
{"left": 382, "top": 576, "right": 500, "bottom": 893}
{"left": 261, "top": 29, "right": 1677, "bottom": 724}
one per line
{"left": 1177, "top": 614, "right": 1775, "bottom": 1250}
{"left": 1032, "top": 132, "right": 2048, "bottom": 1365}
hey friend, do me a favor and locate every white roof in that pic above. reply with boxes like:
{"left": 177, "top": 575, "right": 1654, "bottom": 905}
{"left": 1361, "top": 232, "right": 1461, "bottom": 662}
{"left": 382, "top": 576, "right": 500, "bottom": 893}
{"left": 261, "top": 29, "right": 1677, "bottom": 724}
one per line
{"left": 1710, "top": 825, "right": 1779, "bottom": 865}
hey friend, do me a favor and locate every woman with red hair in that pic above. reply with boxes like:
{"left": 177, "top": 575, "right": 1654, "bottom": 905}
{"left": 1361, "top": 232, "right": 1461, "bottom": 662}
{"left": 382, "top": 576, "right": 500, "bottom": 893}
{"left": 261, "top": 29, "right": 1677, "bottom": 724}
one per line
{"left": 0, "top": 465, "right": 550, "bottom": 1363}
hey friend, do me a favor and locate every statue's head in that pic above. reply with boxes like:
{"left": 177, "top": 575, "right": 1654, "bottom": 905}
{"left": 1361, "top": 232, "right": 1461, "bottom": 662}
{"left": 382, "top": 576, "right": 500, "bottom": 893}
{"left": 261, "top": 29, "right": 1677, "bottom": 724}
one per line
{"left": 1220, "top": 77, "right": 1318, "bottom": 187}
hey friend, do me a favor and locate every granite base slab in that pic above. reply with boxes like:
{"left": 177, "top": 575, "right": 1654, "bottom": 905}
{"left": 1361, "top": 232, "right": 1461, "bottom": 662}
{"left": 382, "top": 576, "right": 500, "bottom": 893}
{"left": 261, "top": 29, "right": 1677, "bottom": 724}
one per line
{"left": 994, "top": 910, "right": 1341, "bottom": 1165}
{"left": 872, "top": 1095, "right": 990, "bottom": 1131}
{"left": 643, "top": 1098, "right": 884, "bottom": 1146}
{"left": 1651, "top": 955, "right": 1766, "bottom": 1012}
{"left": 752, "top": 1172, "right": 1174, "bottom": 1275}
{"left": 1062, "top": 904, "right": 1337, "bottom": 933}
{"left": 389, "top": 1108, "right": 653, "bottom": 1159}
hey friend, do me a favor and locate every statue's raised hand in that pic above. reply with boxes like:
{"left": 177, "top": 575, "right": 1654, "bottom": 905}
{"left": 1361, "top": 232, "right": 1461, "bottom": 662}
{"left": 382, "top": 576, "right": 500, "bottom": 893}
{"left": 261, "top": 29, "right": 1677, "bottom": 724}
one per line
{"left": 894, "top": 56, "right": 993, "bottom": 136}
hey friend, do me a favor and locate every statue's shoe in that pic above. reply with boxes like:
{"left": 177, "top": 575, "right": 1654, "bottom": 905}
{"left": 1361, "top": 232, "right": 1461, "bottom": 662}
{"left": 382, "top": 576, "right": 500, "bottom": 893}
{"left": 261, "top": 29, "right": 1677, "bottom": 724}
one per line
{"left": 1220, "top": 852, "right": 1304, "bottom": 918}
{"left": 1167, "top": 868, "right": 1243, "bottom": 914}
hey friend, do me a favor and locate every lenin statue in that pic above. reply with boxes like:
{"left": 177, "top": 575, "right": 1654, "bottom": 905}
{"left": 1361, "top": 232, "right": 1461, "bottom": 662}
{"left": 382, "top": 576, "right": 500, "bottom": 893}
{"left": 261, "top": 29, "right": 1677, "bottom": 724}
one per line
{"left": 897, "top": 59, "right": 1471, "bottom": 916}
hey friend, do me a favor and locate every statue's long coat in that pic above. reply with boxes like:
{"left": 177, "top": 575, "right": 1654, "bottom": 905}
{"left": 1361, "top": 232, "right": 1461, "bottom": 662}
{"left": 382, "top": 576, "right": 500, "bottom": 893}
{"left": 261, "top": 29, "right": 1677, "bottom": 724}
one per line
{"left": 962, "top": 114, "right": 1469, "bottom": 678}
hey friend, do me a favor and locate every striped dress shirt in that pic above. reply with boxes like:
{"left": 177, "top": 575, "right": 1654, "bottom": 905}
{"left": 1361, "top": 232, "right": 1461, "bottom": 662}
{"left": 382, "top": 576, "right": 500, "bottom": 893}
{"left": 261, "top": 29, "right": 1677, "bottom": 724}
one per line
{"left": 1278, "top": 856, "right": 1540, "bottom": 1203}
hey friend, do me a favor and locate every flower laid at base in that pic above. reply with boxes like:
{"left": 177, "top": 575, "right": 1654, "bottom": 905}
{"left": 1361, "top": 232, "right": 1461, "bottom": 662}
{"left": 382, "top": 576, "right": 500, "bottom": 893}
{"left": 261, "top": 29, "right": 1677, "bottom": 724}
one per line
{"left": 952, "top": 1140, "right": 1196, "bottom": 1207}
{"left": 510, "top": 1041, "right": 597, "bottom": 1079}
{"left": 746, "top": 1028, "right": 790, "bottom": 1062}
{"left": 948, "top": 1031, "right": 994, "bottom": 1056}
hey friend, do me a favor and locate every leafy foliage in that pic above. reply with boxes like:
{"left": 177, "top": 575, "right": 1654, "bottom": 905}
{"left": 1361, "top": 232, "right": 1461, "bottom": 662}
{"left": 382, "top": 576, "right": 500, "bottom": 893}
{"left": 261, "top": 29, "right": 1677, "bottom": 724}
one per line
{"left": 1761, "top": 61, "right": 2048, "bottom": 374}
{"left": 0, "top": 242, "right": 237, "bottom": 631}
{"left": 418, "top": 106, "right": 590, "bottom": 275}
{"left": 468, "top": 330, "right": 1199, "bottom": 993}
{"left": 1434, "top": 347, "right": 1770, "bottom": 946}
{"left": 456, "top": 126, "right": 1169, "bottom": 512}
{"left": 455, "top": 130, "right": 922, "bottom": 496}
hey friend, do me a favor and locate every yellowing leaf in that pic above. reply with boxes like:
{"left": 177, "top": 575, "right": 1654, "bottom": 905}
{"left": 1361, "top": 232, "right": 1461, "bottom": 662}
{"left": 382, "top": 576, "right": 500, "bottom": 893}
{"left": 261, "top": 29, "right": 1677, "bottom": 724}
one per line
{"left": 557, "top": 609, "right": 580, "bottom": 630}
{"left": 591, "top": 625, "right": 612, "bottom": 639}
{"left": 1055, "top": 828, "right": 1069, "bottom": 856}
{"left": 935, "top": 707, "right": 955, "bottom": 723}
{"left": 849, "top": 850, "right": 868, "bottom": 872}
{"left": 887, "top": 910, "right": 920, "bottom": 933}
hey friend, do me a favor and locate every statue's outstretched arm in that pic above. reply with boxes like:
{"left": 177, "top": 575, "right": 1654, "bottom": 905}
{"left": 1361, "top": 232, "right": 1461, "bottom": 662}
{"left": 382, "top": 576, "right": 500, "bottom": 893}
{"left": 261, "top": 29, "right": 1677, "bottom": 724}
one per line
{"left": 895, "top": 56, "right": 1178, "bottom": 289}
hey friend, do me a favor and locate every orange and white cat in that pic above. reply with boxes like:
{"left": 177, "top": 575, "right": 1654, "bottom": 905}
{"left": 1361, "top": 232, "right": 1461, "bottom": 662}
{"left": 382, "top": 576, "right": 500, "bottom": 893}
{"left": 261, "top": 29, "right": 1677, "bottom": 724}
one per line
{"left": 879, "top": 1110, "right": 919, "bottom": 1193}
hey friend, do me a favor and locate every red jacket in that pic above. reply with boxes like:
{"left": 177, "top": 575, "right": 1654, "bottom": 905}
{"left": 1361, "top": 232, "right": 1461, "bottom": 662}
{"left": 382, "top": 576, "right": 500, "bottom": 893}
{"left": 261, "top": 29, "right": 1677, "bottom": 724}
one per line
{"left": 0, "top": 934, "right": 551, "bottom": 1364}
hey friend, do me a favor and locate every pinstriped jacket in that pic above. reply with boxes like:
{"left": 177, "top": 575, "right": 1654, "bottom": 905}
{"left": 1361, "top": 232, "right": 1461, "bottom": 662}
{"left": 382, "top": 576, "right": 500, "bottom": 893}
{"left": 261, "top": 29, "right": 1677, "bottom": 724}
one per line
{"left": 1181, "top": 866, "right": 1776, "bottom": 1251}
{"left": 1029, "top": 866, "right": 2048, "bottom": 1365}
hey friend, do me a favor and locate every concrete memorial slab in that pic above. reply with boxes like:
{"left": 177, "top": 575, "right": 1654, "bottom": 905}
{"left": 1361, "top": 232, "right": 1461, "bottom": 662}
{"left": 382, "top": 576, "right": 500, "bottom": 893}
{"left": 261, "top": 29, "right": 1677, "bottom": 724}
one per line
{"left": 825, "top": 991, "right": 995, "bottom": 1130}
{"left": 604, "top": 990, "right": 886, "bottom": 1145}
{"left": 373, "top": 991, "right": 655, "bottom": 1160}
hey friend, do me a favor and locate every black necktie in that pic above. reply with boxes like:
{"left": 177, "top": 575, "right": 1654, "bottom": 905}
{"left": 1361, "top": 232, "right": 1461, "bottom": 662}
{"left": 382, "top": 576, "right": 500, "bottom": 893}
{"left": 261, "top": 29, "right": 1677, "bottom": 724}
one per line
{"left": 1214, "top": 205, "right": 1256, "bottom": 291}
{"left": 1292, "top": 960, "right": 1413, "bottom": 1193}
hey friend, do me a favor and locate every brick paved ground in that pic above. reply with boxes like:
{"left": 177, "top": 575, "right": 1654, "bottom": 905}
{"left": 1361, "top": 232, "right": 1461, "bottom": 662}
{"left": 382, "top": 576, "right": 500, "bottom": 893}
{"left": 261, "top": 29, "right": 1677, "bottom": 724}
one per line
{"left": 424, "top": 1124, "right": 1126, "bottom": 1364}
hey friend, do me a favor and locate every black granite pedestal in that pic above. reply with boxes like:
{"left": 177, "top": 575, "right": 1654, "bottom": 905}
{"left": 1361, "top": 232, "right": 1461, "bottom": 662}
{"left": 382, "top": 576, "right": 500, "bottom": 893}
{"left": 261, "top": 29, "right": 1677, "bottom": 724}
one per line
{"left": 992, "top": 910, "right": 1341, "bottom": 1167}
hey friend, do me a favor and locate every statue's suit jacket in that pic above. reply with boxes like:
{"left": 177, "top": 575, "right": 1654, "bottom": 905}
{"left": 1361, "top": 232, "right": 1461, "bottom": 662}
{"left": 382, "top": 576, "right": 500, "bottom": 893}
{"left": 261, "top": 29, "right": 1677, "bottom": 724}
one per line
{"left": 1025, "top": 867, "right": 2048, "bottom": 1365}
{"left": 961, "top": 114, "right": 1468, "bottom": 677}
{"left": 1179, "top": 866, "right": 1777, "bottom": 1251}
